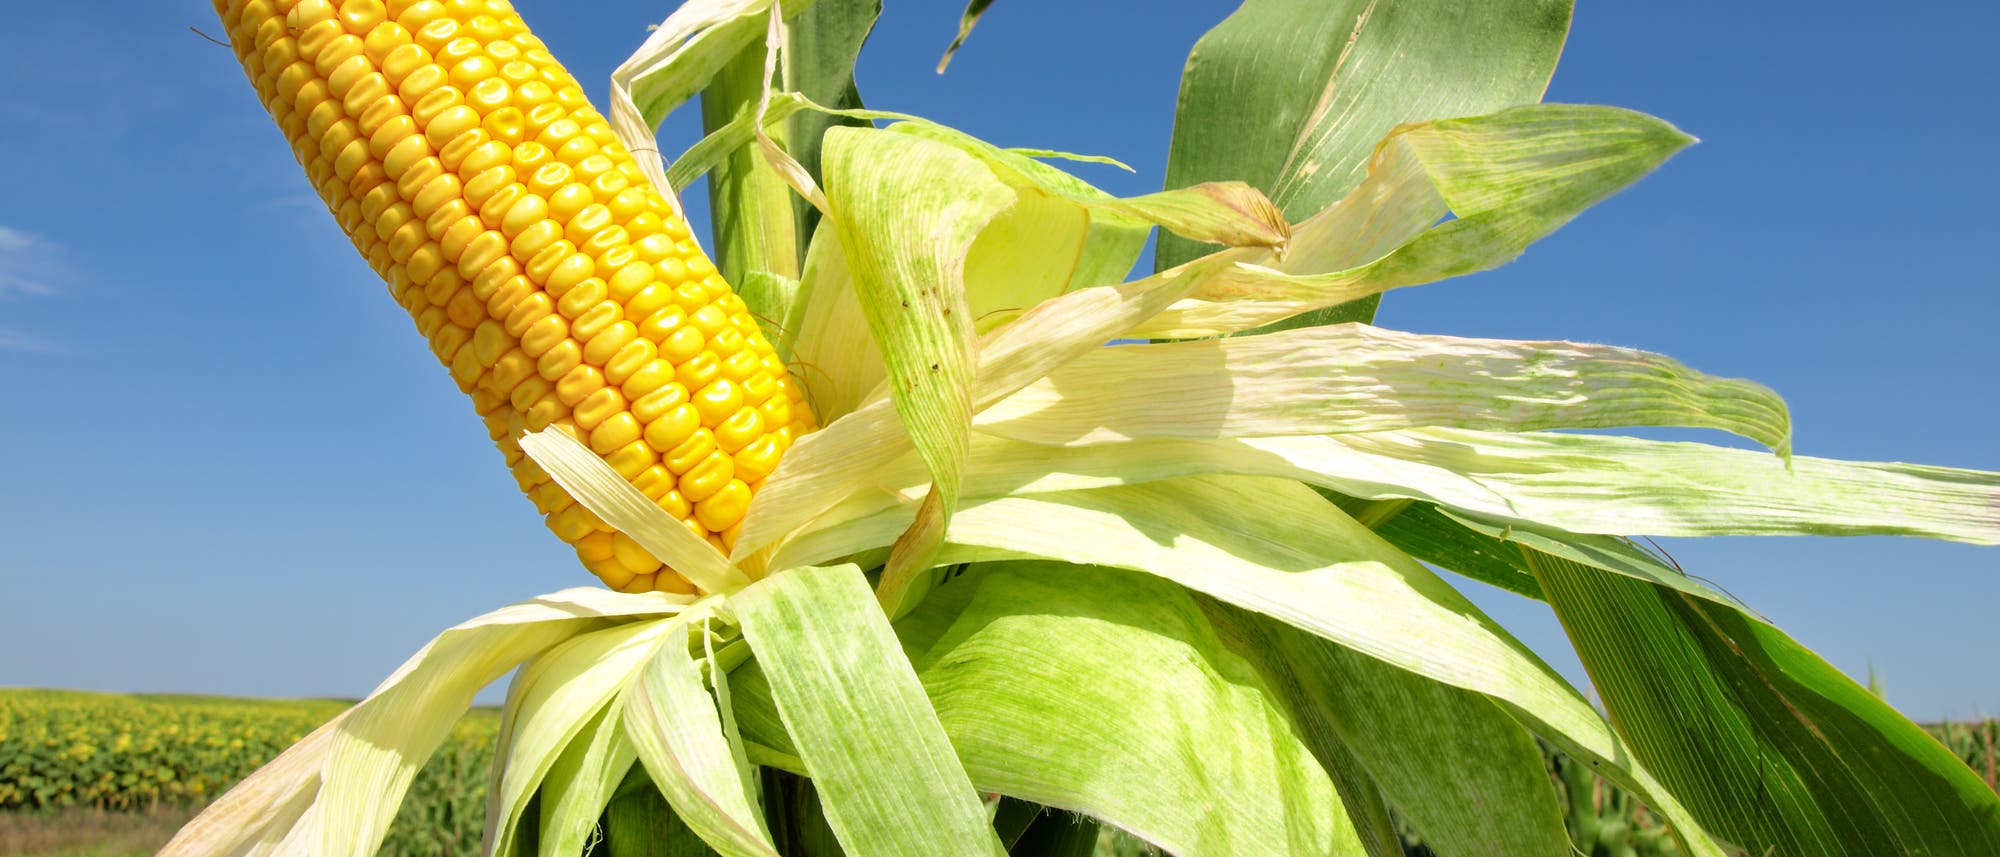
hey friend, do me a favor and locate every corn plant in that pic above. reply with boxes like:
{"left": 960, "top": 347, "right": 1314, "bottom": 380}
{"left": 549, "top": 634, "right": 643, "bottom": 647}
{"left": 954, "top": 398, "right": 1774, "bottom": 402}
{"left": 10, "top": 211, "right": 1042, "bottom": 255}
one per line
{"left": 168, "top": 0, "right": 2000, "bottom": 855}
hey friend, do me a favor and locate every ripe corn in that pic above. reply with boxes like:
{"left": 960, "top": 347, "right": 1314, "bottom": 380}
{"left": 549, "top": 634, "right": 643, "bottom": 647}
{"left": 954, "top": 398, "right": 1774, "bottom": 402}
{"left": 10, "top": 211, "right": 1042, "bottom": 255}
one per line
{"left": 212, "top": 0, "right": 815, "bottom": 593}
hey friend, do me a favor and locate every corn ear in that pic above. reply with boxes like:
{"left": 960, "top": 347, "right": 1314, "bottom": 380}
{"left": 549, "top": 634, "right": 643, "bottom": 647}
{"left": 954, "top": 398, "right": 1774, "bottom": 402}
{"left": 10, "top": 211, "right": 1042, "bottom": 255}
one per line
{"left": 212, "top": 0, "right": 815, "bottom": 592}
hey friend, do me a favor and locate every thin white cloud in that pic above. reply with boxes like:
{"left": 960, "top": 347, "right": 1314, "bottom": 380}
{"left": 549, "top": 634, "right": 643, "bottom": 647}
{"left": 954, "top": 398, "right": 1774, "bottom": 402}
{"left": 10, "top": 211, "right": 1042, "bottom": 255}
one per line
{"left": 0, "top": 225, "right": 65, "bottom": 299}
{"left": 0, "top": 324, "right": 57, "bottom": 353}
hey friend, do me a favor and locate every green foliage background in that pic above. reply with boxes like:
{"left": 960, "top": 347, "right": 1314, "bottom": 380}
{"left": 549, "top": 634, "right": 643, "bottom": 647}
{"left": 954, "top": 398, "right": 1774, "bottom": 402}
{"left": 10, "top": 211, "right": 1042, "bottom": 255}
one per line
{"left": 0, "top": 690, "right": 495, "bottom": 856}
{"left": 5, "top": 689, "right": 1994, "bottom": 855}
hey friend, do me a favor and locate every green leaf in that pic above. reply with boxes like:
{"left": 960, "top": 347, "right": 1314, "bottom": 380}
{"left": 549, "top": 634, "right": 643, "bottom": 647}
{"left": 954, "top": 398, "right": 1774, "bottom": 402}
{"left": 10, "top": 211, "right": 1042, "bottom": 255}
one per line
{"left": 1529, "top": 551, "right": 2000, "bottom": 855}
{"left": 1136, "top": 105, "right": 1693, "bottom": 337}
{"left": 1208, "top": 603, "right": 1571, "bottom": 857}
{"left": 727, "top": 564, "right": 1004, "bottom": 856}
{"left": 701, "top": 34, "right": 803, "bottom": 285}
{"left": 1160, "top": 0, "right": 1572, "bottom": 330}
{"left": 1319, "top": 428, "right": 2000, "bottom": 544}
{"left": 935, "top": 0, "right": 993, "bottom": 72}
{"left": 916, "top": 564, "right": 1366, "bottom": 856}
{"left": 1367, "top": 502, "right": 1546, "bottom": 600}
{"left": 819, "top": 126, "right": 1013, "bottom": 580}
{"left": 769, "top": 476, "right": 1730, "bottom": 856}
{"left": 168, "top": 588, "right": 680, "bottom": 857}
{"left": 488, "top": 620, "right": 677, "bottom": 857}
{"left": 979, "top": 322, "right": 1788, "bottom": 453}
{"left": 621, "top": 620, "right": 778, "bottom": 857}
{"left": 610, "top": 0, "right": 814, "bottom": 212}
{"left": 535, "top": 704, "right": 637, "bottom": 857}
{"left": 782, "top": 0, "right": 880, "bottom": 265}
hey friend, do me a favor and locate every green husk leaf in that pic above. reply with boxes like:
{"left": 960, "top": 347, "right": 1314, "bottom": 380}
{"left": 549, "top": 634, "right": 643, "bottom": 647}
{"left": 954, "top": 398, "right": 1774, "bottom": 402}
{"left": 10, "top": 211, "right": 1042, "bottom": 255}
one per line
{"left": 157, "top": 712, "right": 348, "bottom": 857}
{"left": 889, "top": 122, "right": 1288, "bottom": 251}
{"left": 782, "top": 0, "right": 879, "bottom": 264}
{"left": 174, "top": 588, "right": 681, "bottom": 857}
{"left": 535, "top": 704, "right": 638, "bottom": 857}
{"left": 519, "top": 428, "right": 747, "bottom": 592}
{"left": 818, "top": 125, "right": 1012, "bottom": 583}
{"left": 934, "top": 0, "right": 992, "bottom": 72}
{"left": 916, "top": 564, "right": 1367, "bottom": 856}
{"left": 1367, "top": 502, "right": 1546, "bottom": 600}
{"left": 488, "top": 620, "right": 677, "bottom": 857}
{"left": 1137, "top": 105, "right": 1693, "bottom": 337}
{"left": 735, "top": 257, "right": 1220, "bottom": 561}
{"left": 1208, "top": 603, "right": 1571, "bottom": 857}
{"left": 1529, "top": 551, "right": 2000, "bottom": 854}
{"left": 610, "top": 0, "right": 814, "bottom": 214}
{"left": 735, "top": 270, "right": 803, "bottom": 360}
{"left": 620, "top": 620, "right": 778, "bottom": 857}
{"left": 1159, "top": 0, "right": 1571, "bottom": 334}
{"left": 765, "top": 477, "right": 1729, "bottom": 856}
{"left": 814, "top": 428, "right": 2000, "bottom": 550}
{"left": 701, "top": 33, "right": 803, "bottom": 285}
{"left": 979, "top": 322, "right": 1788, "bottom": 453}
{"left": 727, "top": 565, "right": 1004, "bottom": 856}
{"left": 1325, "top": 428, "right": 2000, "bottom": 544}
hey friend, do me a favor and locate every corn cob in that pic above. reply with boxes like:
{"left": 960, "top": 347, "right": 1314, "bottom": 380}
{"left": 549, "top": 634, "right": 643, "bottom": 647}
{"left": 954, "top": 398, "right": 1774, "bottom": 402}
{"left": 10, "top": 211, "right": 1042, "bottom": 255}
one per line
{"left": 212, "top": 0, "right": 815, "bottom": 593}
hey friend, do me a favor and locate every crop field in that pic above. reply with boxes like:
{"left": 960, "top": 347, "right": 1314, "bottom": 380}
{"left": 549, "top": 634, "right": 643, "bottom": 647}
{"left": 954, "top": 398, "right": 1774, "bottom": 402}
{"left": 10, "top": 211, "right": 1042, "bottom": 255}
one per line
{"left": 0, "top": 689, "right": 498, "bottom": 856}
{"left": 1, "top": 688, "right": 1994, "bottom": 856}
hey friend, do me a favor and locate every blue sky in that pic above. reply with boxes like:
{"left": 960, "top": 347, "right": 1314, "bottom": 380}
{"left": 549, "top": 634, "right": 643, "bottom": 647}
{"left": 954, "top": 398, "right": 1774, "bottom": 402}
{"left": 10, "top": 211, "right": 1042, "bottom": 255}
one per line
{"left": 0, "top": 1, "right": 1993, "bottom": 721}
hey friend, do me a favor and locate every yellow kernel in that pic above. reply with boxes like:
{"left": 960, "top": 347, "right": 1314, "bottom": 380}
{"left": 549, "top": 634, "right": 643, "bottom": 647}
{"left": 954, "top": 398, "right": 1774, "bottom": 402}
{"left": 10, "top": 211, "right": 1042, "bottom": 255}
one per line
{"left": 537, "top": 339, "right": 583, "bottom": 380}
{"left": 733, "top": 435, "right": 783, "bottom": 483}
{"left": 692, "top": 379, "right": 745, "bottom": 427}
{"left": 659, "top": 325, "right": 705, "bottom": 365}
{"left": 499, "top": 192, "right": 548, "bottom": 237}
{"left": 635, "top": 301, "right": 685, "bottom": 340}
{"left": 555, "top": 278, "right": 607, "bottom": 319}
{"left": 714, "top": 406, "right": 765, "bottom": 454}
{"left": 449, "top": 55, "right": 497, "bottom": 90}
{"left": 512, "top": 140, "right": 551, "bottom": 173}
{"left": 655, "top": 490, "right": 692, "bottom": 520}
{"left": 676, "top": 352, "right": 721, "bottom": 394}
{"left": 457, "top": 231, "right": 511, "bottom": 280}
{"left": 616, "top": 573, "right": 656, "bottom": 594}
{"left": 679, "top": 452, "right": 734, "bottom": 504}
{"left": 583, "top": 320, "right": 637, "bottom": 364}
{"left": 424, "top": 105, "right": 481, "bottom": 148}
{"left": 572, "top": 386, "right": 627, "bottom": 431}
{"left": 463, "top": 168, "right": 515, "bottom": 209}
{"left": 411, "top": 83, "right": 463, "bottom": 127}
{"left": 484, "top": 105, "right": 527, "bottom": 143}
{"left": 488, "top": 347, "right": 535, "bottom": 392}
{"left": 548, "top": 182, "right": 593, "bottom": 220}
{"left": 437, "top": 126, "right": 488, "bottom": 171}
{"left": 663, "top": 428, "right": 717, "bottom": 475}
{"left": 570, "top": 300, "right": 621, "bottom": 343}
{"left": 633, "top": 465, "right": 675, "bottom": 500}
{"left": 589, "top": 412, "right": 642, "bottom": 454}
{"left": 361, "top": 23, "right": 409, "bottom": 65}
{"left": 544, "top": 252, "right": 594, "bottom": 296}
{"left": 520, "top": 313, "right": 567, "bottom": 357}
{"left": 583, "top": 555, "right": 636, "bottom": 590}
{"left": 688, "top": 304, "right": 728, "bottom": 337}
{"left": 469, "top": 76, "right": 511, "bottom": 111}
{"left": 555, "top": 365, "right": 605, "bottom": 407}
{"left": 605, "top": 440, "right": 655, "bottom": 479}
{"left": 379, "top": 42, "right": 431, "bottom": 86}
{"left": 643, "top": 402, "right": 700, "bottom": 453}
{"left": 396, "top": 62, "right": 448, "bottom": 104}
{"left": 575, "top": 530, "right": 617, "bottom": 562}
{"left": 630, "top": 382, "right": 689, "bottom": 425}
{"left": 621, "top": 359, "right": 676, "bottom": 401}
{"left": 503, "top": 291, "right": 554, "bottom": 336}
{"left": 694, "top": 479, "right": 753, "bottom": 532}
{"left": 508, "top": 219, "right": 564, "bottom": 260}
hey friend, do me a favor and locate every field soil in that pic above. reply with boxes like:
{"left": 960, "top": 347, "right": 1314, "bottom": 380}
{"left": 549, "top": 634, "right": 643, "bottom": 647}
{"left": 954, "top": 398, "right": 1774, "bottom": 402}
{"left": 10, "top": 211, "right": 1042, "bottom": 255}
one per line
{"left": 0, "top": 804, "right": 195, "bottom": 857}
